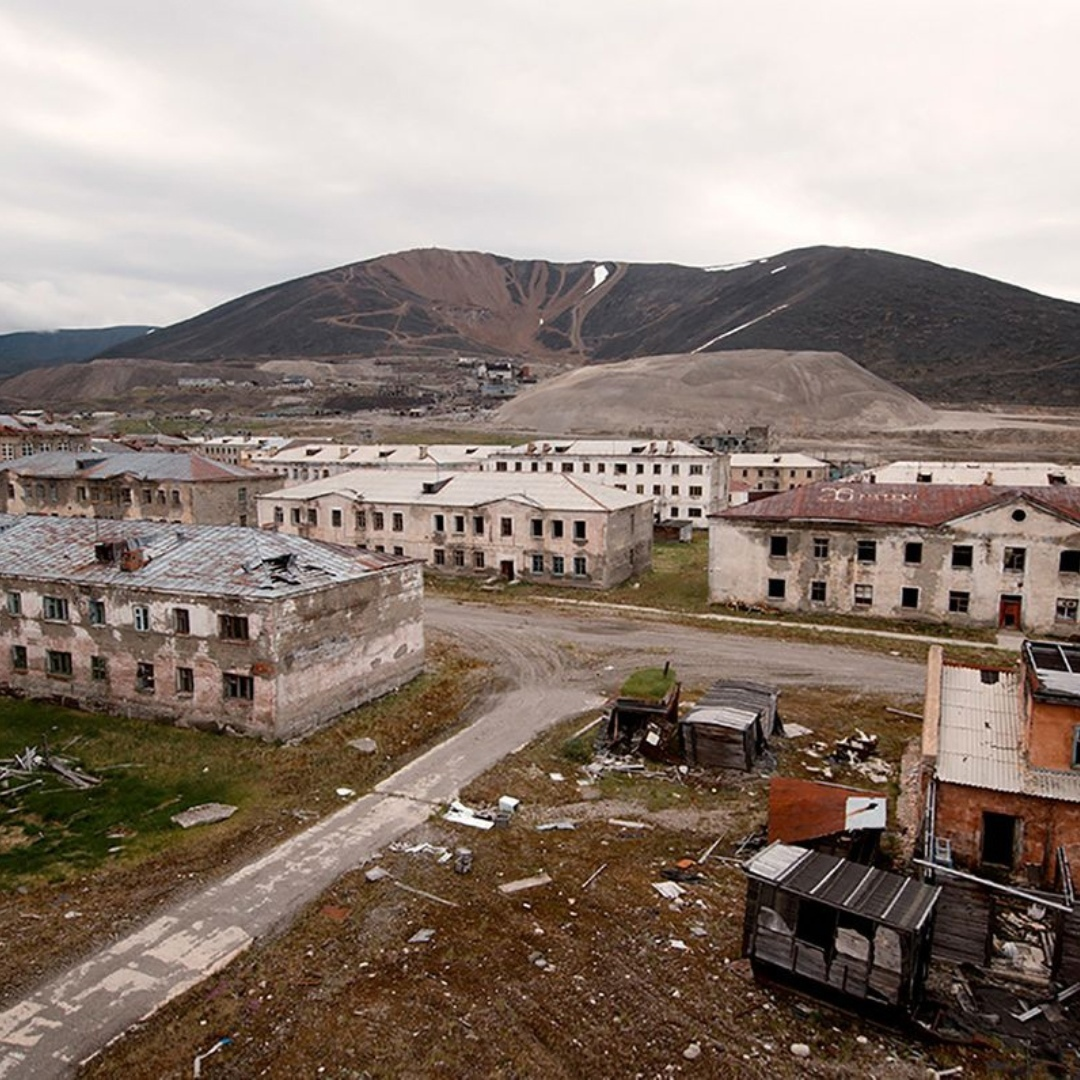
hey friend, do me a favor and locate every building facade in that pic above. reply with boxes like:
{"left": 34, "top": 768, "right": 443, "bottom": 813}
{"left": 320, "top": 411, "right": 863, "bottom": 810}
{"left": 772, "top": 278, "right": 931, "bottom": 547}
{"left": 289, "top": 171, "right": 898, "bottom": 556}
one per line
{"left": 0, "top": 414, "right": 89, "bottom": 461}
{"left": 484, "top": 439, "right": 723, "bottom": 525}
{"left": 726, "top": 453, "right": 830, "bottom": 503}
{"left": 256, "top": 469, "right": 653, "bottom": 589}
{"left": 0, "top": 515, "right": 424, "bottom": 739}
{"left": 0, "top": 451, "right": 279, "bottom": 526}
{"left": 710, "top": 482, "right": 1080, "bottom": 633}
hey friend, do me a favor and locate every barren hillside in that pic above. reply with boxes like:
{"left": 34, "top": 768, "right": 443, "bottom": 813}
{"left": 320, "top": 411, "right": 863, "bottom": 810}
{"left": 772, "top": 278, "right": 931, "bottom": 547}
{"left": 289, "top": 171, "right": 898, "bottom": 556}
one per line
{"left": 491, "top": 350, "right": 938, "bottom": 435}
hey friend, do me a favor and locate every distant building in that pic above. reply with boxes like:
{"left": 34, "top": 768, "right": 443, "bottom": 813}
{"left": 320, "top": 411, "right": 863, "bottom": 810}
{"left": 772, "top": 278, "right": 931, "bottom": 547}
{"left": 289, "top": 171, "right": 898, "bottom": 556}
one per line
{"left": 709, "top": 481, "right": 1080, "bottom": 633}
{"left": 727, "top": 453, "right": 829, "bottom": 502}
{"left": 250, "top": 442, "right": 510, "bottom": 487}
{"left": 0, "top": 414, "right": 89, "bottom": 461}
{"left": 692, "top": 427, "right": 769, "bottom": 454}
{"left": 847, "top": 461, "right": 1080, "bottom": 487}
{"left": 0, "top": 451, "right": 279, "bottom": 527}
{"left": 0, "top": 515, "right": 424, "bottom": 739}
{"left": 485, "top": 439, "right": 723, "bottom": 526}
{"left": 187, "top": 435, "right": 293, "bottom": 467}
{"left": 256, "top": 469, "right": 653, "bottom": 589}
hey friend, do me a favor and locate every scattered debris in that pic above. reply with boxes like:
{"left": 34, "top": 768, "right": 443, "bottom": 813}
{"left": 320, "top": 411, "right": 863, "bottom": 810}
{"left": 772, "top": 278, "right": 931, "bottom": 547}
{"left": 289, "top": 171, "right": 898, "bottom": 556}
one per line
{"left": 347, "top": 738, "right": 378, "bottom": 754}
{"left": 453, "top": 848, "right": 473, "bottom": 875}
{"left": 320, "top": 905, "right": 350, "bottom": 922}
{"left": 498, "top": 873, "right": 553, "bottom": 895}
{"left": 784, "top": 723, "right": 813, "bottom": 738}
{"left": 193, "top": 1036, "right": 232, "bottom": 1078}
{"left": 790, "top": 1042, "right": 811, "bottom": 1058}
{"left": 444, "top": 800, "right": 495, "bottom": 830}
{"left": 652, "top": 881, "right": 686, "bottom": 901}
{"left": 548, "top": 772, "right": 565, "bottom": 782}
{"left": 581, "top": 864, "right": 607, "bottom": 890}
{"left": 170, "top": 803, "right": 238, "bottom": 829}
{"left": 364, "top": 866, "right": 390, "bottom": 883}
{"left": 0, "top": 744, "right": 102, "bottom": 792}
{"left": 408, "top": 928, "right": 436, "bottom": 944}
{"left": 391, "top": 880, "right": 459, "bottom": 908}
{"left": 683, "top": 1042, "right": 702, "bottom": 1061}
{"left": 498, "top": 795, "right": 521, "bottom": 815}
{"left": 335, "top": 787, "right": 355, "bottom": 798}
{"left": 608, "top": 818, "right": 654, "bottom": 831}
{"left": 535, "top": 821, "right": 576, "bottom": 832}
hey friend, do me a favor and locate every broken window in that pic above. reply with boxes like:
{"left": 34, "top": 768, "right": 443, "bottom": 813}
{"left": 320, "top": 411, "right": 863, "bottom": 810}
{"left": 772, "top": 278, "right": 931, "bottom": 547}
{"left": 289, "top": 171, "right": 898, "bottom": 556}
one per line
{"left": 10, "top": 645, "right": 27, "bottom": 671}
{"left": 136, "top": 662, "right": 155, "bottom": 692}
{"left": 392, "top": 512, "right": 404, "bottom": 532}
{"left": 91, "top": 656, "right": 107, "bottom": 681}
{"left": 372, "top": 511, "right": 385, "bottom": 530}
{"left": 176, "top": 667, "right": 194, "bottom": 694}
{"left": 905, "top": 541, "right": 923, "bottom": 564}
{"left": 42, "top": 596, "right": 69, "bottom": 621}
{"left": 133, "top": 605, "right": 150, "bottom": 632}
{"left": 355, "top": 510, "right": 367, "bottom": 530}
{"left": 854, "top": 584, "right": 873, "bottom": 607}
{"left": 46, "top": 650, "right": 72, "bottom": 677}
{"left": 452, "top": 549, "right": 465, "bottom": 568}
{"left": 433, "top": 513, "right": 446, "bottom": 534}
{"left": 273, "top": 506, "right": 284, "bottom": 525}
{"left": 531, "top": 554, "right": 544, "bottom": 573}
{"left": 572, "top": 555, "right": 587, "bottom": 576}
{"left": 473, "top": 551, "right": 485, "bottom": 569}
{"left": 1073, "top": 727, "right": 1080, "bottom": 768}
{"left": 472, "top": 515, "right": 484, "bottom": 535}
{"left": 810, "top": 580, "right": 826, "bottom": 602}
{"left": 767, "top": 578, "right": 786, "bottom": 599}
{"left": 689, "top": 485, "right": 703, "bottom": 498}
{"left": 223, "top": 673, "right": 254, "bottom": 700}
{"left": 573, "top": 520, "right": 587, "bottom": 541}
{"left": 552, "top": 555, "right": 565, "bottom": 575}
{"left": 901, "top": 587, "right": 919, "bottom": 609}
{"left": 393, "top": 546, "right": 404, "bottom": 556}
{"left": 88, "top": 599, "right": 105, "bottom": 626}
{"left": 769, "top": 535, "right": 788, "bottom": 558}
{"left": 690, "top": 464, "right": 704, "bottom": 476}
{"left": 1003, "top": 546, "right": 1026, "bottom": 572}
{"left": 856, "top": 539, "right": 877, "bottom": 563}
{"left": 6, "top": 591, "right": 22, "bottom": 616}
{"left": 688, "top": 508, "right": 702, "bottom": 518}
{"left": 981, "top": 811, "right": 1018, "bottom": 868}
{"left": 331, "top": 509, "right": 343, "bottom": 528}
{"left": 306, "top": 508, "right": 318, "bottom": 526}
{"left": 453, "top": 515, "right": 465, "bottom": 534}
{"left": 1056, "top": 598, "right": 1078, "bottom": 622}
{"left": 562, "top": 462, "right": 573, "bottom": 473}
{"left": 500, "top": 517, "right": 513, "bottom": 537}
{"left": 531, "top": 519, "right": 543, "bottom": 539}
{"left": 614, "top": 463, "right": 627, "bottom": 475}
{"left": 596, "top": 463, "right": 606, "bottom": 474}
{"left": 218, "top": 614, "right": 250, "bottom": 641}
{"left": 1061, "top": 550, "right": 1080, "bottom": 573}
{"left": 812, "top": 537, "right": 829, "bottom": 559}
{"left": 433, "top": 549, "right": 446, "bottom": 566}
{"left": 948, "top": 590, "right": 970, "bottom": 614}
{"left": 951, "top": 544, "right": 974, "bottom": 569}
{"left": 290, "top": 507, "right": 301, "bottom": 525}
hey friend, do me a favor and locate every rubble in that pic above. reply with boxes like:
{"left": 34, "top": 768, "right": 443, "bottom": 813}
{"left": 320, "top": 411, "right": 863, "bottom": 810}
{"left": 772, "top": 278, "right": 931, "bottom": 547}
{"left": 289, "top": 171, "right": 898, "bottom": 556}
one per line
{"left": 170, "top": 803, "right": 237, "bottom": 829}
{"left": 0, "top": 745, "right": 102, "bottom": 793}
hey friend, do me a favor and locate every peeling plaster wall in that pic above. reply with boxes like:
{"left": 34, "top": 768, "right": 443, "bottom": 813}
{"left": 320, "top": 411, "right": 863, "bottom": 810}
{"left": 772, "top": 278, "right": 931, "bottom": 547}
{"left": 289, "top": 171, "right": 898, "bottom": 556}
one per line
{"left": 0, "top": 563, "right": 424, "bottom": 740}
{"left": 709, "top": 502, "right": 1080, "bottom": 633}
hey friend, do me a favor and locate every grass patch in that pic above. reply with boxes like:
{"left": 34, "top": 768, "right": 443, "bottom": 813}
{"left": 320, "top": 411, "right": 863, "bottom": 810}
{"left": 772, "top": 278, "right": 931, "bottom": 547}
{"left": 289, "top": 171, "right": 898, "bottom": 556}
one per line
{"left": 618, "top": 665, "right": 676, "bottom": 700}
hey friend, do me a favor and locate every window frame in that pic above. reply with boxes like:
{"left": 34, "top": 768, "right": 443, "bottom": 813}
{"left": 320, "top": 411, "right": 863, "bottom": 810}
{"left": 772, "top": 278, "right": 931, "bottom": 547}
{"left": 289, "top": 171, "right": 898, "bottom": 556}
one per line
{"left": 856, "top": 539, "right": 877, "bottom": 564}
{"left": 223, "top": 672, "right": 255, "bottom": 701}
{"left": 218, "top": 613, "right": 250, "bottom": 641}
{"left": 42, "top": 595, "right": 70, "bottom": 622}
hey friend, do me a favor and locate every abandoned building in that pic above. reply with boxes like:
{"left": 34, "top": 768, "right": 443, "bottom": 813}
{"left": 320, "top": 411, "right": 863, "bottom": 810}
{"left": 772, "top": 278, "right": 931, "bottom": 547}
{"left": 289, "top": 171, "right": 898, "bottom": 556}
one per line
{"left": 725, "top": 452, "right": 830, "bottom": 504}
{"left": 256, "top": 469, "right": 653, "bottom": 589}
{"left": 919, "top": 642, "right": 1080, "bottom": 982}
{"left": 709, "top": 481, "right": 1080, "bottom": 633}
{"left": 742, "top": 841, "right": 941, "bottom": 1011}
{"left": 679, "top": 681, "right": 781, "bottom": 771}
{"left": 0, "top": 414, "right": 90, "bottom": 461}
{"left": 847, "top": 460, "right": 1080, "bottom": 487}
{"left": 0, "top": 451, "right": 279, "bottom": 527}
{"left": 0, "top": 515, "right": 424, "bottom": 739}
{"left": 250, "top": 442, "right": 509, "bottom": 486}
{"left": 484, "top": 439, "right": 723, "bottom": 526}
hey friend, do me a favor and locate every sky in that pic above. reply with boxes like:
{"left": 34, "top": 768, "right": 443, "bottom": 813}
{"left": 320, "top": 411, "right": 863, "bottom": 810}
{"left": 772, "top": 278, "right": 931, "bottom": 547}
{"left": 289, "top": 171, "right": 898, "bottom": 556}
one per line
{"left": 2, "top": 1, "right": 1078, "bottom": 333}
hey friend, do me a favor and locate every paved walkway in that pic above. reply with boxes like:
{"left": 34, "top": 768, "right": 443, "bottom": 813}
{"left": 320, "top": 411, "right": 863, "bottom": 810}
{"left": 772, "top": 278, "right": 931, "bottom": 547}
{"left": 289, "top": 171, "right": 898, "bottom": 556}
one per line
{"left": 0, "top": 685, "right": 601, "bottom": 1078}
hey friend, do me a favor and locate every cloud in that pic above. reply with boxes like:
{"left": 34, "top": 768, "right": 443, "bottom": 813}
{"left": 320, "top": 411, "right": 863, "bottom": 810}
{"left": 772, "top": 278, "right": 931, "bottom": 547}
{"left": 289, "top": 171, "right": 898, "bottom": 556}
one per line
{"left": 2, "top": 0, "right": 1079, "bottom": 331}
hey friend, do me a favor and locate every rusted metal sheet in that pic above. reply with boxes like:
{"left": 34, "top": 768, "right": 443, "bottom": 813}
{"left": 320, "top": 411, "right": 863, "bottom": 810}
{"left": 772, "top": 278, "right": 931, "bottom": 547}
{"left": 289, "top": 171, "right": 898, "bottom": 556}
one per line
{"left": 767, "top": 776, "right": 886, "bottom": 845}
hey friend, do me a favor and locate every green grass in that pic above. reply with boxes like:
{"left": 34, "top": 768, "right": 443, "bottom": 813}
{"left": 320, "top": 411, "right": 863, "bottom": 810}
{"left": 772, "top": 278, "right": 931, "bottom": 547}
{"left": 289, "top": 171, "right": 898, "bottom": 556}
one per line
{"left": 619, "top": 666, "right": 677, "bottom": 700}
{"left": 0, "top": 643, "right": 482, "bottom": 889}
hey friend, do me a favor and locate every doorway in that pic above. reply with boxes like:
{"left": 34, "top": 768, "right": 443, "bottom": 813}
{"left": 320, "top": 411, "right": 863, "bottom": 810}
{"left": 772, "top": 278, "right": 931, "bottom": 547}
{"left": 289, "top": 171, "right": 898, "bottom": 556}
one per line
{"left": 998, "top": 595, "right": 1022, "bottom": 629}
{"left": 499, "top": 560, "right": 515, "bottom": 582}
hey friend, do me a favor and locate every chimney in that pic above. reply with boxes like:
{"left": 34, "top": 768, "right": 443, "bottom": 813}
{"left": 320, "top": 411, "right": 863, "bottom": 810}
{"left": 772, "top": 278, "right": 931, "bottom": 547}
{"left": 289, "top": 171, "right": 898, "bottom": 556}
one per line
{"left": 120, "top": 546, "right": 147, "bottom": 572}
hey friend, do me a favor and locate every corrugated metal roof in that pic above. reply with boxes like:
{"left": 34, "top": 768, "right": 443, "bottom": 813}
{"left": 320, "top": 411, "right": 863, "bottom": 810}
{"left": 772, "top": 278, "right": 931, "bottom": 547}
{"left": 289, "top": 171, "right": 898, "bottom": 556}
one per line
{"left": 936, "top": 663, "right": 1080, "bottom": 803}
{"left": 0, "top": 514, "right": 407, "bottom": 599}
{"left": 260, "top": 469, "right": 653, "bottom": 512}
{"left": 729, "top": 453, "right": 828, "bottom": 468}
{"left": 768, "top": 777, "right": 885, "bottom": 844}
{"left": 259, "top": 443, "right": 511, "bottom": 467}
{"left": 719, "top": 481, "right": 1080, "bottom": 527}
{"left": 747, "top": 842, "right": 939, "bottom": 930}
{"left": 848, "top": 461, "right": 1080, "bottom": 486}
{"left": 1, "top": 451, "right": 263, "bottom": 482}
{"left": 679, "top": 705, "right": 759, "bottom": 732}
{"left": 502, "top": 439, "right": 712, "bottom": 458}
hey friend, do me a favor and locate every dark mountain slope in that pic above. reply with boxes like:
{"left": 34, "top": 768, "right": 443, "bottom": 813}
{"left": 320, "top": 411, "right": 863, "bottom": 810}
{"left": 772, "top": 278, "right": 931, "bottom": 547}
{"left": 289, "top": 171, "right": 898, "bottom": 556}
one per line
{"left": 99, "top": 246, "right": 1080, "bottom": 405}
{"left": 0, "top": 326, "right": 155, "bottom": 377}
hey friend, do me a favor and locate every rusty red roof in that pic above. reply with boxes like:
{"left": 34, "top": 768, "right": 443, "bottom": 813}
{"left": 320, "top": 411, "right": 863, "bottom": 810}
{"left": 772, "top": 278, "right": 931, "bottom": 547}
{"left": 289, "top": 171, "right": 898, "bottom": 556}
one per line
{"left": 717, "top": 482, "right": 1080, "bottom": 526}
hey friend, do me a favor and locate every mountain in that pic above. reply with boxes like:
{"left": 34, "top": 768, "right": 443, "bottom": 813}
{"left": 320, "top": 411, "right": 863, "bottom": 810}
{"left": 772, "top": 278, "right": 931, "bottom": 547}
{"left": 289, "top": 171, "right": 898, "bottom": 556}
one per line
{"left": 0, "top": 326, "right": 156, "bottom": 378}
{"left": 96, "top": 246, "right": 1080, "bottom": 405}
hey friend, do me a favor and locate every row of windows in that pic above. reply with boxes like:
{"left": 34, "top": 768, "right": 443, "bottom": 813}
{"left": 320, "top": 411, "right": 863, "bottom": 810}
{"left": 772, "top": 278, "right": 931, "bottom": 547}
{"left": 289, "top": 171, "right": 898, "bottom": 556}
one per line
{"left": 770, "top": 535, "right": 1080, "bottom": 574}
{"left": 8, "top": 648, "right": 255, "bottom": 698}
{"left": 526, "top": 518, "right": 587, "bottom": 541}
{"left": 741, "top": 468, "right": 818, "bottom": 479}
{"left": 765, "top": 578, "right": 1080, "bottom": 620}
{"left": 4, "top": 593, "right": 248, "bottom": 639}
{"left": 430, "top": 550, "right": 589, "bottom": 576}
{"left": 611, "top": 483, "right": 701, "bottom": 499}
{"left": 494, "top": 460, "right": 704, "bottom": 476}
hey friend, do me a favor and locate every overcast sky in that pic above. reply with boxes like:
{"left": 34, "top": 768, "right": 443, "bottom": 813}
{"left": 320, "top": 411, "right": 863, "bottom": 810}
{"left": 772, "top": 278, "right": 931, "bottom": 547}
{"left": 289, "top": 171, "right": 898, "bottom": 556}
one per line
{"left": 2, "top": 1, "right": 1077, "bottom": 333}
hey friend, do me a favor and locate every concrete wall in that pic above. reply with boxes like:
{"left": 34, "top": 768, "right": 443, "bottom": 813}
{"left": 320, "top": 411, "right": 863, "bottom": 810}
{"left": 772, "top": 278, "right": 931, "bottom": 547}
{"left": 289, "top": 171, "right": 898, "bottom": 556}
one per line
{"left": 0, "top": 564, "right": 424, "bottom": 739}
{"left": 709, "top": 501, "right": 1080, "bottom": 633}
{"left": 259, "top": 492, "right": 652, "bottom": 589}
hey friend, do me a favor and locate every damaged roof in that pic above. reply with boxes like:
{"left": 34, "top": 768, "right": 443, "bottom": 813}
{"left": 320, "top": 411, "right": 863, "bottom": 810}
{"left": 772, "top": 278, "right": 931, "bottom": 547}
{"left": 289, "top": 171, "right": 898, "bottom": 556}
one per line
{"left": 0, "top": 514, "right": 412, "bottom": 598}
{"left": 717, "top": 482, "right": 1080, "bottom": 527}
{"left": 746, "top": 842, "right": 940, "bottom": 931}
{"left": 768, "top": 777, "right": 887, "bottom": 844}
{"left": 1, "top": 450, "right": 266, "bottom": 482}
{"left": 935, "top": 661, "right": 1080, "bottom": 803}
{"left": 1023, "top": 640, "right": 1080, "bottom": 701}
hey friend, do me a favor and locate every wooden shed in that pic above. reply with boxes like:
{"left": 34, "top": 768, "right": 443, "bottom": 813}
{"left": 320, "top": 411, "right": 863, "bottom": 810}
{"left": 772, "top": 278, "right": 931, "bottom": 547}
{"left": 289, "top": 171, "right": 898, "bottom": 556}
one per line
{"left": 742, "top": 842, "right": 940, "bottom": 1011}
{"left": 679, "top": 705, "right": 766, "bottom": 770}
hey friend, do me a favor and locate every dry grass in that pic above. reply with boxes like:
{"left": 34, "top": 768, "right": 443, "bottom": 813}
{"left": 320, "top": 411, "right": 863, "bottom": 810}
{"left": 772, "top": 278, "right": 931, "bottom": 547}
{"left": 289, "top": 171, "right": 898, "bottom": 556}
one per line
{"left": 79, "top": 687, "right": 1025, "bottom": 1080}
